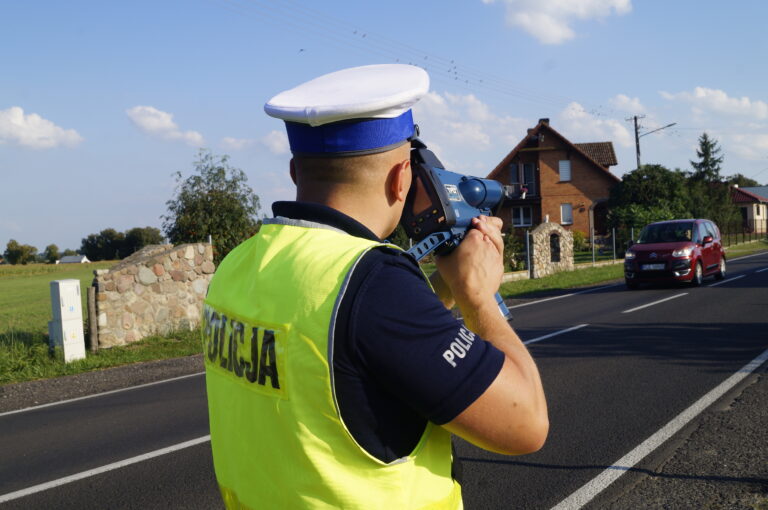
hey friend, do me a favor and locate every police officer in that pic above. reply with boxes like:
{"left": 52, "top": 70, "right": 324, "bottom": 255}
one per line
{"left": 203, "top": 64, "right": 548, "bottom": 509}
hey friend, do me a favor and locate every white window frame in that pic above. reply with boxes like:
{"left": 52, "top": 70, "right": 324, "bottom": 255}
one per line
{"left": 560, "top": 203, "right": 573, "bottom": 225}
{"left": 558, "top": 160, "right": 571, "bottom": 182}
{"left": 512, "top": 206, "right": 532, "bottom": 227}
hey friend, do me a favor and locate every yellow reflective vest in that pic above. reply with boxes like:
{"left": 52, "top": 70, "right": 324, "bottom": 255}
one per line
{"left": 203, "top": 218, "right": 462, "bottom": 509}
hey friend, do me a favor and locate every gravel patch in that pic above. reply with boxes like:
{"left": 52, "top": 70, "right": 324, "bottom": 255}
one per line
{"left": 592, "top": 366, "right": 768, "bottom": 510}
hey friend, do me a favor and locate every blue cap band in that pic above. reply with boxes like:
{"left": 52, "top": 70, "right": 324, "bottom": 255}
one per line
{"left": 285, "top": 110, "right": 414, "bottom": 155}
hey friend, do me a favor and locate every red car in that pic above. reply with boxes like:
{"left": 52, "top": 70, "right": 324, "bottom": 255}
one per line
{"left": 624, "top": 219, "right": 726, "bottom": 289}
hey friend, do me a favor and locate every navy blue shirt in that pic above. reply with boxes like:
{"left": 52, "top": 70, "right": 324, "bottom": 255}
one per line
{"left": 272, "top": 202, "right": 504, "bottom": 463}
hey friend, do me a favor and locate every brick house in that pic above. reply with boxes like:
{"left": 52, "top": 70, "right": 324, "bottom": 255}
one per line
{"left": 487, "top": 118, "right": 620, "bottom": 236}
{"left": 731, "top": 185, "right": 768, "bottom": 233}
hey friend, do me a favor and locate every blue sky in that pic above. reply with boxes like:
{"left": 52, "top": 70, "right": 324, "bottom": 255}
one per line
{"left": 2, "top": 0, "right": 768, "bottom": 252}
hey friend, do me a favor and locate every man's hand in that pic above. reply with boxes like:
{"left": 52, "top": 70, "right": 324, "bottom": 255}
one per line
{"left": 434, "top": 216, "right": 549, "bottom": 456}
{"left": 434, "top": 215, "right": 504, "bottom": 314}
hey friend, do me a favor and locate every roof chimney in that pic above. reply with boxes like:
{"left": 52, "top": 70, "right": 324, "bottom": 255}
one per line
{"left": 539, "top": 118, "right": 550, "bottom": 125}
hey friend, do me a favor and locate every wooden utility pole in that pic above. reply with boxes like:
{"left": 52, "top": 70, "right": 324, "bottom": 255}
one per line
{"left": 627, "top": 115, "right": 676, "bottom": 170}
{"left": 627, "top": 115, "right": 645, "bottom": 169}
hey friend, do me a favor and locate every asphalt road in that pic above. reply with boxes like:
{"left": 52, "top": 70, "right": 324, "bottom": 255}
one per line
{"left": 1, "top": 252, "right": 766, "bottom": 509}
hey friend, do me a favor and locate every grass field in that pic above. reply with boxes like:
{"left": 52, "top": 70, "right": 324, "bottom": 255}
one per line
{"left": 0, "top": 262, "right": 114, "bottom": 346}
{"left": 0, "top": 262, "right": 202, "bottom": 385}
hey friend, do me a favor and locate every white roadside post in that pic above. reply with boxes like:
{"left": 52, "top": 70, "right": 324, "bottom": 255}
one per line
{"left": 48, "top": 279, "right": 87, "bottom": 363}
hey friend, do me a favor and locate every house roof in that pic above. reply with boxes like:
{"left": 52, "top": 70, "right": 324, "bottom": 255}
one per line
{"left": 732, "top": 186, "right": 768, "bottom": 203}
{"left": 574, "top": 142, "right": 618, "bottom": 167}
{"left": 487, "top": 119, "right": 620, "bottom": 182}
{"left": 60, "top": 255, "right": 90, "bottom": 263}
{"left": 740, "top": 186, "right": 768, "bottom": 201}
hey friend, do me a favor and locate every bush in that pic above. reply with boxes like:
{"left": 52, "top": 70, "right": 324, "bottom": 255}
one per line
{"left": 503, "top": 230, "right": 526, "bottom": 272}
{"left": 572, "top": 230, "right": 587, "bottom": 251}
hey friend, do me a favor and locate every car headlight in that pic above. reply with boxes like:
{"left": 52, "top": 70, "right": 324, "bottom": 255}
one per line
{"left": 625, "top": 251, "right": 636, "bottom": 260}
{"left": 672, "top": 246, "right": 693, "bottom": 257}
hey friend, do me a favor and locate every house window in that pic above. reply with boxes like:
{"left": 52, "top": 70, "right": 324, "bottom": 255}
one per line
{"left": 508, "top": 163, "right": 520, "bottom": 184}
{"left": 559, "top": 160, "right": 571, "bottom": 181}
{"left": 560, "top": 203, "right": 573, "bottom": 225}
{"left": 523, "top": 163, "right": 536, "bottom": 195}
{"left": 512, "top": 206, "right": 532, "bottom": 227}
{"left": 509, "top": 162, "right": 536, "bottom": 195}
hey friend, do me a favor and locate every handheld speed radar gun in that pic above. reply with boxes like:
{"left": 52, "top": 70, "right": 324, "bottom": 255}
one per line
{"left": 401, "top": 138, "right": 514, "bottom": 319}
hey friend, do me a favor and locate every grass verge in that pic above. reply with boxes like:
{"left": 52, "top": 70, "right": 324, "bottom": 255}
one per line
{"left": 500, "top": 263, "right": 624, "bottom": 299}
{"left": 0, "top": 328, "right": 202, "bottom": 386}
{"left": 500, "top": 239, "right": 768, "bottom": 300}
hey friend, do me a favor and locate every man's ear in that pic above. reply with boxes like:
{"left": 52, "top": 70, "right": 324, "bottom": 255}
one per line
{"left": 289, "top": 158, "right": 297, "bottom": 185}
{"left": 390, "top": 158, "right": 411, "bottom": 203}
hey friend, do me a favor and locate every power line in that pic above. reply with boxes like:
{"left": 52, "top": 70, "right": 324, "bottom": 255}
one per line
{"left": 210, "top": 0, "right": 606, "bottom": 115}
{"left": 626, "top": 115, "right": 676, "bottom": 169}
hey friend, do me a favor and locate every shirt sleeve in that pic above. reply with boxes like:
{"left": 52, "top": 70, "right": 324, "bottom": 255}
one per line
{"left": 346, "top": 249, "right": 505, "bottom": 425}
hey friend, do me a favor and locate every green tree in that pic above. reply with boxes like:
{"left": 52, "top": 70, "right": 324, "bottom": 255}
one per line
{"left": 3, "top": 239, "right": 38, "bottom": 265}
{"left": 686, "top": 133, "right": 740, "bottom": 228}
{"left": 43, "top": 244, "right": 60, "bottom": 264}
{"left": 607, "top": 164, "right": 691, "bottom": 229}
{"left": 386, "top": 224, "right": 411, "bottom": 250}
{"left": 163, "top": 149, "right": 261, "bottom": 263}
{"left": 80, "top": 228, "right": 127, "bottom": 261}
{"left": 124, "top": 227, "right": 164, "bottom": 255}
{"left": 62, "top": 248, "right": 78, "bottom": 257}
{"left": 690, "top": 132, "right": 724, "bottom": 182}
{"left": 726, "top": 173, "right": 761, "bottom": 187}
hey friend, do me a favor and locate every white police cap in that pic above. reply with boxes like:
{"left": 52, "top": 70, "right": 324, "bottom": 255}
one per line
{"left": 264, "top": 64, "right": 429, "bottom": 156}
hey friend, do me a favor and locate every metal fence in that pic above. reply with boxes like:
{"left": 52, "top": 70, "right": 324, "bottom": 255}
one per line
{"left": 718, "top": 218, "right": 768, "bottom": 247}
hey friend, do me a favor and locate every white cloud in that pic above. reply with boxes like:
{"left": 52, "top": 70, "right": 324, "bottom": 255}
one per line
{"left": 661, "top": 87, "right": 768, "bottom": 120}
{"left": 558, "top": 101, "right": 633, "bottom": 147}
{"left": 0, "top": 106, "right": 83, "bottom": 149}
{"left": 609, "top": 94, "right": 644, "bottom": 114}
{"left": 483, "top": 0, "right": 632, "bottom": 44}
{"left": 126, "top": 106, "right": 204, "bottom": 146}
{"left": 727, "top": 133, "right": 768, "bottom": 161}
{"left": 412, "top": 91, "right": 529, "bottom": 172}
{"left": 261, "top": 130, "right": 289, "bottom": 155}
{"left": 220, "top": 131, "right": 289, "bottom": 155}
{"left": 221, "top": 137, "right": 255, "bottom": 150}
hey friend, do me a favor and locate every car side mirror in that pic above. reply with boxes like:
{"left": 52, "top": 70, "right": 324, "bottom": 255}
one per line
{"left": 702, "top": 235, "right": 713, "bottom": 245}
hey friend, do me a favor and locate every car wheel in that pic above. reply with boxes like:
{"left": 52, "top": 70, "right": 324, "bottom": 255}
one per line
{"left": 625, "top": 279, "right": 638, "bottom": 290}
{"left": 691, "top": 261, "right": 703, "bottom": 286}
{"left": 715, "top": 257, "right": 726, "bottom": 280}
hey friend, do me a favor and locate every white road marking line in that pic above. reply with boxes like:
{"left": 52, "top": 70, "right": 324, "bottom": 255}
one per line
{"left": 550, "top": 348, "right": 768, "bottom": 510}
{"left": 508, "top": 284, "right": 621, "bottom": 310}
{"left": 707, "top": 274, "right": 746, "bottom": 287}
{"left": 524, "top": 324, "right": 589, "bottom": 345}
{"left": 756, "top": 267, "right": 768, "bottom": 273}
{"left": 0, "top": 435, "right": 211, "bottom": 504}
{"left": 0, "top": 371, "right": 205, "bottom": 418}
{"left": 621, "top": 293, "right": 688, "bottom": 314}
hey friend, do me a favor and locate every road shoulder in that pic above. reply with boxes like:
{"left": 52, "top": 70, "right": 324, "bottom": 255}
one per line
{"left": 590, "top": 365, "right": 768, "bottom": 509}
{"left": 0, "top": 354, "right": 204, "bottom": 413}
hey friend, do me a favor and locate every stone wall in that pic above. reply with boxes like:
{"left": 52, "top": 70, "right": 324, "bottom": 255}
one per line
{"left": 92, "top": 243, "right": 214, "bottom": 347}
{"left": 530, "top": 222, "right": 574, "bottom": 278}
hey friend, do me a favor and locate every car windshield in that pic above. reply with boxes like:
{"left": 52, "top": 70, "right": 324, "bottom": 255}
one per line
{"left": 637, "top": 222, "right": 694, "bottom": 244}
